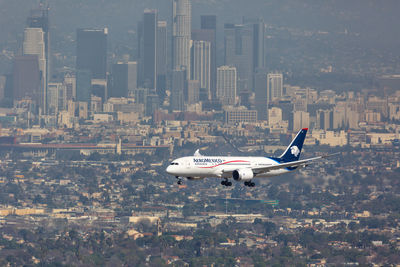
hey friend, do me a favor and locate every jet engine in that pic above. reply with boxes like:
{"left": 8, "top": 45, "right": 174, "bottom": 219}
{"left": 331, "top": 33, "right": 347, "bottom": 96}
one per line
{"left": 232, "top": 168, "right": 254, "bottom": 181}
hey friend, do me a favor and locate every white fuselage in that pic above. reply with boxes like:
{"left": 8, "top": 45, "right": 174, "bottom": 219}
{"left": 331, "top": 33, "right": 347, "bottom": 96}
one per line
{"left": 166, "top": 156, "right": 293, "bottom": 179}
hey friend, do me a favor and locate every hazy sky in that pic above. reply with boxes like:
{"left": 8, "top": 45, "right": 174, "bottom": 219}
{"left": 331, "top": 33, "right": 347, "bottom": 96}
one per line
{"left": 1, "top": 0, "right": 399, "bottom": 75}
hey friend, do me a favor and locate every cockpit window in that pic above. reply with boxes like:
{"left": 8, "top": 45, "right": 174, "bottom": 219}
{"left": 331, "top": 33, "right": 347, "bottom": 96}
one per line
{"left": 170, "top": 162, "right": 179, "bottom": 165}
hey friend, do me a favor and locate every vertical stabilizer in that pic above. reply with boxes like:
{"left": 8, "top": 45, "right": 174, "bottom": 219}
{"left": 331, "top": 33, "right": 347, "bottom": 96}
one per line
{"left": 279, "top": 128, "right": 308, "bottom": 162}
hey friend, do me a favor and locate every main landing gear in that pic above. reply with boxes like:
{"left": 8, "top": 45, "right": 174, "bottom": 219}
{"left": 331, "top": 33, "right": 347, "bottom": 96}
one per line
{"left": 176, "top": 176, "right": 183, "bottom": 185}
{"left": 221, "top": 178, "right": 232, "bottom": 187}
{"left": 244, "top": 181, "right": 255, "bottom": 187}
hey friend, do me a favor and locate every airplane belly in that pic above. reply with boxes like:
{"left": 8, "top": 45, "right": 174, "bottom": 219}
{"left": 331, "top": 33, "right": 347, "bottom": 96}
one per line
{"left": 255, "top": 168, "right": 292, "bottom": 178}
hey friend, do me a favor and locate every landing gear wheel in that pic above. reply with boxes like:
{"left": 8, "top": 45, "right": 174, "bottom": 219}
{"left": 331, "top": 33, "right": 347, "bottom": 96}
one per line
{"left": 177, "top": 180, "right": 182, "bottom": 185}
{"left": 244, "top": 181, "right": 255, "bottom": 187}
{"left": 221, "top": 179, "right": 232, "bottom": 187}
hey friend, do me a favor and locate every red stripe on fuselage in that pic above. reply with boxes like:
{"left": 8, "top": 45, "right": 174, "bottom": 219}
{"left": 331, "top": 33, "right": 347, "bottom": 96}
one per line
{"left": 198, "top": 160, "right": 250, "bottom": 169}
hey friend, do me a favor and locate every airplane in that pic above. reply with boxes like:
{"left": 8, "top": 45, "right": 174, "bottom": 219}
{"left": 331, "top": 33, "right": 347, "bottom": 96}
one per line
{"left": 166, "top": 128, "right": 338, "bottom": 187}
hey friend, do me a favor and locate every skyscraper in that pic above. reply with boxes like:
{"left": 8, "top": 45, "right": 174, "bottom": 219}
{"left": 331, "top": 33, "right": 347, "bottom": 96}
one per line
{"left": 13, "top": 55, "right": 41, "bottom": 103}
{"left": 63, "top": 73, "right": 76, "bottom": 101}
{"left": 76, "top": 69, "right": 91, "bottom": 103}
{"left": 111, "top": 62, "right": 138, "bottom": 98}
{"left": 217, "top": 66, "right": 237, "bottom": 105}
{"left": 156, "top": 21, "right": 168, "bottom": 99}
{"left": 27, "top": 5, "right": 50, "bottom": 113}
{"left": 171, "top": 69, "right": 186, "bottom": 111}
{"left": 201, "top": 15, "right": 216, "bottom": 30}
{"left": 224, "top": 18, "right": 266, "bottom": 100}
{"left": 243, "top": 17, "right": 266, "bottom": 70}
{"left": 267, "top": 73, "right": 283, "bottom": 102}
{"left": 172, "top": 0, "right": 191, "bottom": 75}
{"left": 254, "top": 69, "right": 268, "bottom": 120}
{"left": 252, "top": 20, "right": 265, "bottom": 70}
{"left": 23, "top": 27, "right": 46, "bottom": 112}
{"left": 47, "top": 82, "right": 66, "bottom": 115}
{"left": 191, "top": 40, "right": 211, "bottom": 100}
{"left": 187, "top": 80, "right": 200, "bottom": 104}
{"left": 200, "top": 15, "right": 217, "bottom": 98}
{"left": 76, "top": 28, "right": 108, "bottom": 79}
{"left": 224, "top": 23, "right": 253, "bottom": 94}
{"left": 142, "top": 9, "right": 158, "bottom": 89}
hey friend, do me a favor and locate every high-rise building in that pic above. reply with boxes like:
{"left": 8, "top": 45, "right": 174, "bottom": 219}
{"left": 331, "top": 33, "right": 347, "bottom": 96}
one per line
{"left": 172, "top": 0, "right": 191, "bottom": 75}
{"left": 76, "top": 28, "right": 108, "bottom": 79}
{"left": 13, "top": 55, "right": 41, "bottom": 103}
{"left": 76, "top": 69, "right": 91, "bottom": 103}
{"left": 91, "top": 79, "right": 107, "bottom": 102}
{"left": 191, "top": 40, "right": 211, "bottom": 100}
{"left": 293, "top": 111, "right": 310, "bottom": 130}
{"left": 316, "top": 109, "right": 333, "bottom": 130}
{"left": 142, "top": 9, "right": 157, "bottom": 89}
{"left": 254, "top": 69, "right": 268, "bottom": 120}
{"left": 27, "top": 5, "right": 50, "bottom": 113}
{"left": 243, "top": 17, "right": 266, "bottom": 70}
{"left": 201, "top": 15, "right": 216, "bottom": 30}
{"left": 187, "top": 80, "right": 200, "bottom": 104}
{"left": 146, "top": 93, "right": 160, "bottom": 117}
{"left": 267, "top": 73, "right": 283, "bottom": 102}
{"left": 224, "top": 23, "right": 253, "bottom": 94}
{"left": 111, "top": 62, "right": 138, "bottom": 98}
{"left": 199, "top": 15, "right": 217, "bottom": 98}
{"left": 156, "top": 21, "right": 168, "bottom": 99}
{"left": 171, "top": 69, "right": 186, "bottom": 111}
{"left": 47, "top": 82, "right": 66, "bottom": 115}
{"left": 63, "top": 73, "right": 76, "bottom": 101}
{"left": 23, "top": 27, "right": 46, "bottom": 112}
{"left": 253, "top": 21, "right": 265, "bottom": 70}
{"left": 217, "top": 66, "right": 237, "bottom": 105}
{"left": 224, "top": 19, "right": 266, "bottom": 98}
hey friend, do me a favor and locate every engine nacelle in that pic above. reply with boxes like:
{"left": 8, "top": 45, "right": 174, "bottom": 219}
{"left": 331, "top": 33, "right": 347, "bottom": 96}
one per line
{"left": 232, "top": 168, "right": 254, "bottom": 181}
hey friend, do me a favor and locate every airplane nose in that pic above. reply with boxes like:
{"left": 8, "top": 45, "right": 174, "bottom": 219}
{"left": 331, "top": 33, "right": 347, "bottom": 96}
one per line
{"left": 166, "top": 165, "right": 172, "bottom": 174}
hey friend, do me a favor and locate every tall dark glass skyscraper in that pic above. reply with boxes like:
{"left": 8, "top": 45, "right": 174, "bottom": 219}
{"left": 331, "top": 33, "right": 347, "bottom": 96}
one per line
{"left": 243, "top": 17, "right": 266, "bottom": 70}
{"left": 201, "top": 15, "right": 216, "bottom": 30}
{"left": 156, "top": 21, "right": 168, "bottom": 100}
{"left": 13, "top": 55, "right": 41, "bottom": 103}
{"left": 142, "top": 9, "right": 158, "bottom": 89}
{"left": 76, "top": 28, "right": 108, "bottom": 79}
{"left": 224, "top": 23, "right": 253, "bottom": 94}
{"left": 171, "top": 69, "right": 186, "bottom": 111}
{"left": 192, "top": 15, "right": 217, "bottom": 99}
{"left": 224, "top": 18, "right": 266, "bottom": 101}
{"left": 111, "top": 62, "right": 138, "bottom": 98}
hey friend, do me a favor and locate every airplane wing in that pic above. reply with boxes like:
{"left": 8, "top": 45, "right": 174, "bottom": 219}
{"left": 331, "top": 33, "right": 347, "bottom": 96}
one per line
{"left": 252, "top": 152, "right": 340, "bottom": 174}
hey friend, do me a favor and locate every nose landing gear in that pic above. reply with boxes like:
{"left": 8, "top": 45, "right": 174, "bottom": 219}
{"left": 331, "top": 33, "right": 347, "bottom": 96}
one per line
{"left": 176, "top": 176, "right": 183, "bottom": 185}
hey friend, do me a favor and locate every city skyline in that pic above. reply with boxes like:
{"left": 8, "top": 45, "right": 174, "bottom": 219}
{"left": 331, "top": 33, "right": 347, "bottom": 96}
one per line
{"left": 0, "top": 1, "right": 399, "bottom": 266}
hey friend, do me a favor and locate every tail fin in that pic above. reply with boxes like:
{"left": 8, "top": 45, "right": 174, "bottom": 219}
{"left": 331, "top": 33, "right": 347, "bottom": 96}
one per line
{"left": 279, "top": 128, "right": 308, "bottom": 162}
